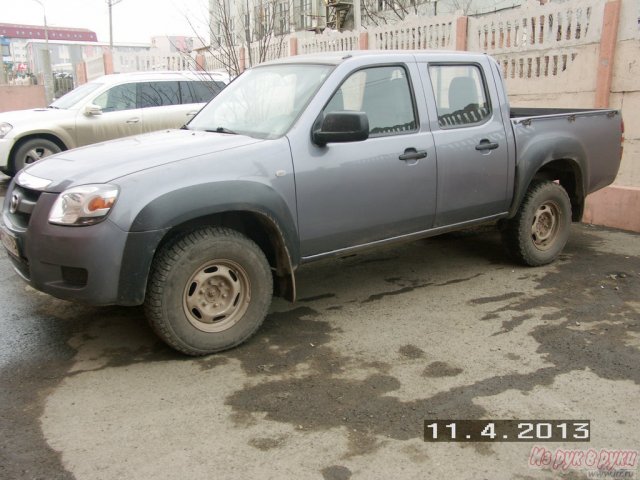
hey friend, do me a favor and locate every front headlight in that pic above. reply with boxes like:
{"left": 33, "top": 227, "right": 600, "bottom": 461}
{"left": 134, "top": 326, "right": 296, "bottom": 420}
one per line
{"left": 49, "top": 184, "right": 119, "bottom": 226}
{"left": 0, "top": 122, "right": 12, "bottom": 138}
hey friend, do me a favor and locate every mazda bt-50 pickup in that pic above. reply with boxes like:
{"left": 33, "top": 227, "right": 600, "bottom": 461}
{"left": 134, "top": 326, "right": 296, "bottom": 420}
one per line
{"left": 1, "top": 51, "right": 623, "bottom": 355}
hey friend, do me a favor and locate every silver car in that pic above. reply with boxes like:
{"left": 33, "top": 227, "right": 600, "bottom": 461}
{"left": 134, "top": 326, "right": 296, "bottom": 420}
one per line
{"left": 0, "top": 70, "right": 229, "bottom": 176}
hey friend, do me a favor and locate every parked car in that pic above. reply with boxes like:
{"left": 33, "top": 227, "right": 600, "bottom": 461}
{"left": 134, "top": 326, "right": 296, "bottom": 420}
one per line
{"left": 1, "top": 51, "right": 623, "bottom": 355}
{"left": 0, "top": 70, "right": 229, "bottom": 176}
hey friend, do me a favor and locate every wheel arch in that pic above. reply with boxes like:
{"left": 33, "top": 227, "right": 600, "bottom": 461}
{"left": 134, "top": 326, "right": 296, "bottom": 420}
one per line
{"left": 115, "top": 180, "right": 300, "bottom": 304}
{"left": 532, "top": 158, "right": 585, "bottom": 221}
{"left": 511, "top": 157, "right": 586, "bottom": 222}
{"left": 153, "top": 210, "right": 297, "bottom": 302}
{"left": 8, "top": 133, "right": 69, "bottom": 174}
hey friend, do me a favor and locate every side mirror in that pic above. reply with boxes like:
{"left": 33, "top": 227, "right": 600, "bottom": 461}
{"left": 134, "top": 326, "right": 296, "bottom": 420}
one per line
{"left": 84, "top": 104, "right": 103, "bottom": 116}
{"left": 312, "top": 111, "right": 369, "bottom": 147}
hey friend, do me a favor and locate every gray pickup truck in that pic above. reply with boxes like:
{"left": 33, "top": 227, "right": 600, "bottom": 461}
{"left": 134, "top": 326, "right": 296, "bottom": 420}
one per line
{"left": 1, "top": 51, "right": 623, "bottom": 355}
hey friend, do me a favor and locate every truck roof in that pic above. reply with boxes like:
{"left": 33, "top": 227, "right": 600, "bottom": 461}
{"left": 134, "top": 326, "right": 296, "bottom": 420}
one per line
{"left": 262, "top": 49, "right": 489, "bottom": 66}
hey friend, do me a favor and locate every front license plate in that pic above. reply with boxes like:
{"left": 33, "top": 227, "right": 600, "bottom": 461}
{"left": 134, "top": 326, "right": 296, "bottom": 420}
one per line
{"left": 0, "top": 228, "right": 20, "bottom": 258}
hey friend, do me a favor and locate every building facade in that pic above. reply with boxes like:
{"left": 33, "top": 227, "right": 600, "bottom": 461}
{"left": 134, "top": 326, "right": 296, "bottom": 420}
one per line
{"left": 0, "top": 23, "right": 98, "bottom": 77}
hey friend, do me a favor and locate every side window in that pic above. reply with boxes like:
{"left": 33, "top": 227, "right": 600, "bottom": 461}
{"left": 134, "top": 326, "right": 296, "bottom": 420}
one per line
{"left": 428, "top": 64, "right": 491, "bottom": 128}
{"left": 323, "top": 66, "right": 417, "bottom": 136}
{"left": 180, "top": 81, "right": 225, "bottom": 104}
{"left": 92, "top": 83, "right": 137, "bottom": 113}
{"left": 137, "top": 81, "right": 181, "bottom": 108}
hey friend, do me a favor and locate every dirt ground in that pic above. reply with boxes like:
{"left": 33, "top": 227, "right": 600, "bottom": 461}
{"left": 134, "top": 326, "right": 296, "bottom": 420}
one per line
{"left": 1, "top": 177, "right": 638, "bottom": 479}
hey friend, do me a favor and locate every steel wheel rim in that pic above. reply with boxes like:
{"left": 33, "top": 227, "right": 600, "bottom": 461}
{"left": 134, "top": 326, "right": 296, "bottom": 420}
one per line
{"left": 182, "top": 259, "right": 251, "bottom": 333}
{"left": 24, "top": 146, "right": 55, "bottom": 165}
{"left": 531, "top": 201, "right": 561, "bottom": 251}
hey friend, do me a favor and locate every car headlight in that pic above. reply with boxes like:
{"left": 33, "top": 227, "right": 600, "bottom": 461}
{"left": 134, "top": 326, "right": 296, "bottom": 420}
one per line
{"left": 49, "top": 184, "right": 119, "bottom": 226}
{"left": 0, "top": 123, "right": 12, "bottom": 138}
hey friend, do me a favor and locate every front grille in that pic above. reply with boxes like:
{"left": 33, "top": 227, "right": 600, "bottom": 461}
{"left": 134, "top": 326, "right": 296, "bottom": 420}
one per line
{"left": 7, "top": 185, "right": 42, "bottom": 229}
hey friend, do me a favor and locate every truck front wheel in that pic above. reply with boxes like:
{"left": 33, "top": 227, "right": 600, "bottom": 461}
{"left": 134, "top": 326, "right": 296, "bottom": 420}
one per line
{"left": 502, "top": 180, "right": 572, "bottom": 266}
{"left": 145, "top": 227, "right": 273, "bottom": 355}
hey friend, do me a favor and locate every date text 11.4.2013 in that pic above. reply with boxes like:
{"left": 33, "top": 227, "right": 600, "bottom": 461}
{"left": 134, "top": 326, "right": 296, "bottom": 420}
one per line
{"left": 424, "top": 420, "right": 590, "bottom": 442}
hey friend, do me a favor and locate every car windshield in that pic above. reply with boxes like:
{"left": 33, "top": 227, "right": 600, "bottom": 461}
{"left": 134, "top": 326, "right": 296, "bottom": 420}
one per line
{"left": 49, "top": 81, "right": 104, "bottom": 109}
{"left": 188, "top": 64, "right": 333, "bottom": 139}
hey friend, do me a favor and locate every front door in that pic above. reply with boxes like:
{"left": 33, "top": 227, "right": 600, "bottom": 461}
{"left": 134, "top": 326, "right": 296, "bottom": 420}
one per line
{"left": 294, "top": 64, "right": 437, "bottom": 258}
{"left": 75, "top": 82, "right": 143, "bottom": 146}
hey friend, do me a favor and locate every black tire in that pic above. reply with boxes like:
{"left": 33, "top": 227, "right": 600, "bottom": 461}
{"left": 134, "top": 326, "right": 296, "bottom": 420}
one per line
{"left": 145, "top": 227, "right": 273, "bottom": 356}
{"left": 10, "top": 138, "right": 62, "bottom": 176}
{"left": 502, "top": 180, "right": 572, "bottom": 266}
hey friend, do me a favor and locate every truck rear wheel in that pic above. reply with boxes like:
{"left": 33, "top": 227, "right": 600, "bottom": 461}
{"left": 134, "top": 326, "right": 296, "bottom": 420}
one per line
{"left": 502, "top": 180, "right": 571, "bottom": 266}
{"left": 145, "top": 227, "right": 273, "bottom": 355}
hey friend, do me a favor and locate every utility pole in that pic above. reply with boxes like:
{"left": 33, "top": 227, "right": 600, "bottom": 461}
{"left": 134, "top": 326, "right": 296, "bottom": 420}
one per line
{"left": 353, "top": 0, "right": 361, "bottom": 30}
{"left": 107, "top": 0, "right": 124, "bottom": 50}
{"left": 31, "top": 0, "right": 53, "bottom": 104}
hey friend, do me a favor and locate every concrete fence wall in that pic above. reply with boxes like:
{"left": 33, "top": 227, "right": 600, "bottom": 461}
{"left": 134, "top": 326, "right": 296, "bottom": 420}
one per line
{"left": 0, "top": 85, "right": 47, "bottom": 113}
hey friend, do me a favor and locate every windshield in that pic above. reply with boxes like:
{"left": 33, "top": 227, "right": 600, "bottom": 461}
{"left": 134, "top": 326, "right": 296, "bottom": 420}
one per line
{"left": 188, "top": 64, "right": 332, "bottom": 139}
{"left": 50, "top": 82, "right": 104, "bottom": 109}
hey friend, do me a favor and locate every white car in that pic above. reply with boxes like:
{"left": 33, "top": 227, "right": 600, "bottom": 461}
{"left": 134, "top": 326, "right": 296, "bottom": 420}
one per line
{"left": 0, "top": 70, "right": 229, "bottom": 176}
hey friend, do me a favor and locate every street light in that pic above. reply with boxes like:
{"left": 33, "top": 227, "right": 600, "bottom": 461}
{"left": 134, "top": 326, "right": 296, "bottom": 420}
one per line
{"left": 31, "top": 0, "right": 53, "bottom": 104}
{"left": 107, "top": 0, "right": 125, "bottom": 50}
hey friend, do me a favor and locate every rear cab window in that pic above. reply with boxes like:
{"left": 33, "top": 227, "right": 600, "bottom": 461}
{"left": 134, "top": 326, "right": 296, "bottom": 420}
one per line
{"left": 428, "top": 64, "right": 491, "bottom": 128}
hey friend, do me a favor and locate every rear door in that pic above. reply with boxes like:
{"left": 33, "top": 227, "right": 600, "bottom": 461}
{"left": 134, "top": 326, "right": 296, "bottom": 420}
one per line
{"left": 421, "top": 60, "right": 510, "bottom": 227}
{"left": 180, "top": 80, "right": 225, "bottom": 119}
{"left": 138, "top": 81, "right": 189, "bottom": 132}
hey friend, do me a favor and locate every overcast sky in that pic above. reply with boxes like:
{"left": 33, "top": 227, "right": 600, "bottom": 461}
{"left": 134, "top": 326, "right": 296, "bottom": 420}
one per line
{"left": 1, "top": 0, "right": 210, "bottom": 44}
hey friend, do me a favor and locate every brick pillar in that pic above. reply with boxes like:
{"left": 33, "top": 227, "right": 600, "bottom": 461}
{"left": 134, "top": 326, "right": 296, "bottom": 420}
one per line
{"left": 103, "top": 51, "right": 114, "bottom": 75}
{"left": 195, "top": 54, "right": 206, "bottom": 71}
{"left": 239, "top": 47, "right": 246, "bottom": 73}
{"left": 594, "top": 0, "right": 621, "bottom": 108}
{"left": 289, "top": 37, "right": 298, "bottom": 56}
{"left": 75, "top": 62, "right": 87, "bottom": 85}
{"left": 455, "top": 16, "right": 468, "bottom": 51}
{"left": 358, "top": 31, "right": 368, "bottom": 50}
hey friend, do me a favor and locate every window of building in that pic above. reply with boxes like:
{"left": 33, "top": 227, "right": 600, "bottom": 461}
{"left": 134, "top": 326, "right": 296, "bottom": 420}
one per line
{"left": 323, "top": 65, "right": 417, "bottom": 136}
{"left": 276, "top": 2, "right": 290, "bottom": 35}
{"left": 428, "top": 64, "right": 491, "bottom": 128}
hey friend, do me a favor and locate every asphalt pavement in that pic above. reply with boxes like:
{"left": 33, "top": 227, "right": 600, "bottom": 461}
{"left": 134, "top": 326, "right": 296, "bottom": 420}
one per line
{"left": 0, "top": 174, "right": 638, "bottom": 480}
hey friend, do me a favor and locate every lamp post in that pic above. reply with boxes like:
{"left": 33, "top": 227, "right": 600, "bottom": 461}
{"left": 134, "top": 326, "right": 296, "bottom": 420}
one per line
{"left": 31, "top": 0, "right": 53, "bottom": 104}
{"left": 107, "top": 0, "right": 124, "bottom": 50}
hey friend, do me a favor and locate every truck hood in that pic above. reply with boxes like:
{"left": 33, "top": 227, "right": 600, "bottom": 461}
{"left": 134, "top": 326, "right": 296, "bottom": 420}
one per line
{"left": 21, "top": 129, "right": 263, "bottom": 192}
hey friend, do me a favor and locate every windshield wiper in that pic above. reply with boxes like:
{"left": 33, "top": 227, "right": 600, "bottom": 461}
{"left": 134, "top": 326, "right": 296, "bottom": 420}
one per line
{"left": 47, "top": 105, "right": 60, "bottom": 109}
{"left": 205, "top": 127, "right": 238, "bottom": 135}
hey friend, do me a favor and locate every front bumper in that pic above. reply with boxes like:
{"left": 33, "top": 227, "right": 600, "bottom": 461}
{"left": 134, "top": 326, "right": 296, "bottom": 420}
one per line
{"left": 1, "top": 181, "right": 166, "bottom": 306}
{"left": 0, "top": 138, "right": 15, "bottom": 170}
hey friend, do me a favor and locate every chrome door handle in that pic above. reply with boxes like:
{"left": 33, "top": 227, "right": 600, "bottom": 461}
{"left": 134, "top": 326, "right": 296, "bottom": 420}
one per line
{"left": 126, "top": 117, "right": 140, "bottom": 124}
